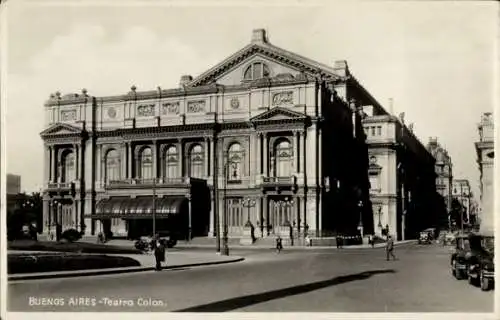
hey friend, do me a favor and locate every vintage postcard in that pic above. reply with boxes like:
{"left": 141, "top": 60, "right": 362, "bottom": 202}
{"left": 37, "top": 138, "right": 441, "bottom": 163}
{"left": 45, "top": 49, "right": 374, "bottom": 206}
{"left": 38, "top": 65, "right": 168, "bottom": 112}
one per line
{"left": 1, "top": 0, "right": 498, "bottom": 319}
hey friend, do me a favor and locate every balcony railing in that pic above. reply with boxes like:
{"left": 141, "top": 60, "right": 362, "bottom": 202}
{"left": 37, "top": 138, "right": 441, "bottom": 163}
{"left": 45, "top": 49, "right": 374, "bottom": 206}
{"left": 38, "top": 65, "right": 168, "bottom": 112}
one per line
{"left": 262, "top": 176, "right": 297, "bottom": 185}
{"left": 46, "top": 182, "right": 72, "bottom": 190}
{"left": 105, "top": 177, "right": 191, "bottom": 189}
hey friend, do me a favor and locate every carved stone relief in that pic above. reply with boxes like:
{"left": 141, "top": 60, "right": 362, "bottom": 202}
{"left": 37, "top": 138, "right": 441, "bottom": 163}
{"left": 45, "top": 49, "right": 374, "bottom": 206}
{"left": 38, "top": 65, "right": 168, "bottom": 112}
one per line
{"left": 162, "top": 102, "right": 180, "bottom": 115}
{"left": 137, "top": 104, "right": 155, "bottom": 117}
{"left": 187, "top": 101, "right": 206, "bottom": 113}
{"left": 230, "top": 98, "right": 240, "bottom": 109}
{"left": 107, "top": 107, "right": 117, "bottom": 119}
{"left": 61, "top": 110, "right": 77, "bottom": 121}
{"left": 272, "top": 91, "right": 293, "bottom": 106}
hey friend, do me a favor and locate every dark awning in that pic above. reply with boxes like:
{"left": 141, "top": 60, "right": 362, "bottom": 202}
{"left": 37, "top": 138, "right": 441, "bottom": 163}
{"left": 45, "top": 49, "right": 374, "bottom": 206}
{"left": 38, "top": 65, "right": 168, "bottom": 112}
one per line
{"left": 86, "top": 196, "right": 187, "bottom": 219}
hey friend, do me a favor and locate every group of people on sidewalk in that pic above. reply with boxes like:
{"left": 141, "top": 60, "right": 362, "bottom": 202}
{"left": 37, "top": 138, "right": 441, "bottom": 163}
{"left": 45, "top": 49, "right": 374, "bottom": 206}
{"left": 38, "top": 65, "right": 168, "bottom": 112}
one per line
{"left": 276, "top": 232, "right": 397, "bottom": 261}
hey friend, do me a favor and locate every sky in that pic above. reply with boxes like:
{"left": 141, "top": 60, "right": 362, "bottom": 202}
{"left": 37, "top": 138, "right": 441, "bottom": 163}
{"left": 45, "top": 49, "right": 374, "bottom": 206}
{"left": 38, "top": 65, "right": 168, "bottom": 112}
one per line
{"left": 2, "top": 0, "right": 497, "bottom": 200}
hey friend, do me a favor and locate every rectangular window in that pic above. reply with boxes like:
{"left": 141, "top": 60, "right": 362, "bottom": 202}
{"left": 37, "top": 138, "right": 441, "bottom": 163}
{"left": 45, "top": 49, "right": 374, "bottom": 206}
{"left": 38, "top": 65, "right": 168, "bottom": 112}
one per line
{"left": 377, "top": 126, "right": 382, "bottom": 136}
{"left": 371, "top": 127, "right": 376, "bottom": 136}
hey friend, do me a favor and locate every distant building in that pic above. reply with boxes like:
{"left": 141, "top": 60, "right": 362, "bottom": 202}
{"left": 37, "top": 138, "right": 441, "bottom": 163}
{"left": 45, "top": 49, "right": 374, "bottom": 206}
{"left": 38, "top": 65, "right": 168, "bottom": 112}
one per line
{"left": 7, "top": 174, "right": 21, "bottom": 195}
{"left": 363, "top": 111, "right": 440, "bottom": 240}
{"left": 426, "top": 138, "right": 453, "bottom": 215}
{"left": 452, "top": 179, "right": 472, "bottom": 223}
{"left": 475, "top": 112, "right": 494, "bottom": 233}
{"left": 6, "top": 174, "right": 21, "bottom": 214}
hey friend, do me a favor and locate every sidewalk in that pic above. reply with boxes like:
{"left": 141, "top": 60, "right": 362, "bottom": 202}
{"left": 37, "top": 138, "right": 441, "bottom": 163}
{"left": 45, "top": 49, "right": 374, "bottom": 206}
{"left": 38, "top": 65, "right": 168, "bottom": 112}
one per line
{"left": 8, "top": 251, "right": 244, "bottom": 281}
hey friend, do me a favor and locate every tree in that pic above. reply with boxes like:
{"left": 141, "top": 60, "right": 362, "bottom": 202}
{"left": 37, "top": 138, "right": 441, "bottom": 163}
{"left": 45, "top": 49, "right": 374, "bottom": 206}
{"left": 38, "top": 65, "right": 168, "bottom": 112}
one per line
{"left": 7, "top": 192, "right": 43, "bottom": 240}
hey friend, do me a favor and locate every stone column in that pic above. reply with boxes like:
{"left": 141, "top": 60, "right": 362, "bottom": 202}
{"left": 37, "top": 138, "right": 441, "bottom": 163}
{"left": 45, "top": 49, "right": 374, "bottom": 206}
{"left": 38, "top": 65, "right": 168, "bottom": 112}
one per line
{"left": 210, "top": 137, "right": 215, "bottom": 178}
{"left": 43, "top": 146, "right": 49, "bottom": 185}
{"left": 179, "top": 139, "right": 185, "bottom": 178}
{"left": 73, "top": 144, "right": 79, "bottom": 180}
{"left": 153, "top": 140, "right": 159, "bottom": 179}
{"left": 127, "top": 142, "right": 133, "bottom": 179}
{"left": 43, "top": 200, "right": 50, "bottom": 235}
{"left": 257, "top": 133, "right": 262, "bottom": 175}
{"left": 293, "top": 131, "right": 299, "bottom": 173}
{"left": 204, "top": 137, "right": 210, "bottom": 177}
{"left": 121, "top": 143, "right": 127, "bottom": 180}
{"left": 263, "top": 133, "right": 268, "bottom": 176}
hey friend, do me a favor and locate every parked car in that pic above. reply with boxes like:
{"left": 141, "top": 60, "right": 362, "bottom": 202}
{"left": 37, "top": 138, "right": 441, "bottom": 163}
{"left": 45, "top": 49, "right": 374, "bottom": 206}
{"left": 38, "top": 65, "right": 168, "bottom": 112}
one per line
{"left": 450, "top": 232, "right": 473, "bottom": 280}
{"left": 442, "top": 231, "right": 456, "bottom": 246}
{"left": 467, "top": 232, "right": 494, "bottom": 291}
{"left": 418, "top": 231, "right": 432, "bottom": 245}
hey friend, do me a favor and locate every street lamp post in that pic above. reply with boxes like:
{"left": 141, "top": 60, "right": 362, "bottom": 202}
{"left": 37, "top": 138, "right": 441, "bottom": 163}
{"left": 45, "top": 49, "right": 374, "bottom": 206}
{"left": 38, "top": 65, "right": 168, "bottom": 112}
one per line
{"left": 377, "top": 206, "right": 383, "bottom": 229}
{"left": 152, "top": 177, "right": 157, "bottom": 238}
{"left": 242, "top": 197, "right": 257, "bottom": 227}
{"left": 357, "top": 200, "right": 364, "bottom": 238}
{"left": 222, "top": 154, "right": 237, "bottom": 256}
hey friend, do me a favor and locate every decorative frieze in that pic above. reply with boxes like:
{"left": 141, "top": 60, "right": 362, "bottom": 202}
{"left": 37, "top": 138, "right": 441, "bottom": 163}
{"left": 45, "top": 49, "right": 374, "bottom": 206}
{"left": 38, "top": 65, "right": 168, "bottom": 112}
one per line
{"left": 137, "top": 104, "right": 155, "bottom": 117}
{"left": 162, "top": 102, "right": 180, "bottom": 115}
{"left": 187, "top": 101, "right": 206, "bottom": 113}
{"left": 61, "top": 110, "right": 77, "bottom": 121}
{"left": 272, "top": 91, "right": 293, "bottom": 106}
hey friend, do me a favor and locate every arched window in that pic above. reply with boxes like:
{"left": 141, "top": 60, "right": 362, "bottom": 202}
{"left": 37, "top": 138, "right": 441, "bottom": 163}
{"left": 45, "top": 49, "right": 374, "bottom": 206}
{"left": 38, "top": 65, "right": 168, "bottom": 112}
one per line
{"left": 139, "top": 147, "right": 153, "bottom": 179}
{"left": 227, "top": 143, "right": 243, "bottom": 181}
{"left": 243, "top": 62, "right": 270, "bottom": 81}
{"left": 164, "top": 145, "right": 178, "bottom": 179}
{"left": 274, "top": 139, "right": 292, "bottom": 177}
{"left": 105, "top": 149, "right": 121, "bottom": 183}
{"left": 61, "top": 150, "right": 76, "bottom": 182}
{"left": 189, "top": 144, "right": 204, "bottom": 178}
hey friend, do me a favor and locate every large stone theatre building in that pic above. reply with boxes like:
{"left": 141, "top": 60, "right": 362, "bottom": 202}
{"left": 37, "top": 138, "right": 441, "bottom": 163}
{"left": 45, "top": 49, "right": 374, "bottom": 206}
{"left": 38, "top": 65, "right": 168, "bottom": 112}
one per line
{"left": 40, "top": 29, "right": 439, "bottom": 242}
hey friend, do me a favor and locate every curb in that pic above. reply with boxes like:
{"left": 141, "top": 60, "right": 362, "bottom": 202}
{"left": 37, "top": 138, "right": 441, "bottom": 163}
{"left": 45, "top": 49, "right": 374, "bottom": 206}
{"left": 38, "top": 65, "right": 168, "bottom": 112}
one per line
{"left": 8, "top": 257, "right": 244, "bottom": 281}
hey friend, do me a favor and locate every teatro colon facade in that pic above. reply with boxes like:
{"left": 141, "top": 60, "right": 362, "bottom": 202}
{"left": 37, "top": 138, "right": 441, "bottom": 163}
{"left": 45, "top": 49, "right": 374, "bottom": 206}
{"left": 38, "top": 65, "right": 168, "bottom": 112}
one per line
{"left": 40, "top": 29, "right": 434, "bottom": 242}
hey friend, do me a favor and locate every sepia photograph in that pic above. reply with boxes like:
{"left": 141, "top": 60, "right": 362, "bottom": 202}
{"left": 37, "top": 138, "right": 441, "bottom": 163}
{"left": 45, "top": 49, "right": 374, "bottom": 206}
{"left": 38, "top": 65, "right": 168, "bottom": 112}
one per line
{"left": 1, "top": 0, "right": 498, "bottom": 318}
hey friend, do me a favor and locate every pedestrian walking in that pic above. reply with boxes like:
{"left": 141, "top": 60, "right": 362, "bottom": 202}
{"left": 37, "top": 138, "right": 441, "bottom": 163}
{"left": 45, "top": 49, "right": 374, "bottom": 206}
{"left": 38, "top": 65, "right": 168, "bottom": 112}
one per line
{"left": 154, "top": 239, "right": 166, "bottom": 271}
{"left": 336, "top": 234, "right": 344, "bottom": 248}
{"left": 369, "top": 234, "right": 374, "bottom": 248}
{"left": 386, "top": 235, "right": 396, "bottom": 261}
{"left": 276, "top": 236, "right": 283, "bottom": 253}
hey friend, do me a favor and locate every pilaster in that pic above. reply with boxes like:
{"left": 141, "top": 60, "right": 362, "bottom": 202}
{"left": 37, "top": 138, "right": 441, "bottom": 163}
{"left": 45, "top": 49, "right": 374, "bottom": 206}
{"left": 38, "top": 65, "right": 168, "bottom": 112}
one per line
{"left": 263, "top": 133, "right": 268, "bottom": 176}
{"left": 204, "top": 137, "right": 210, "bottom": 177}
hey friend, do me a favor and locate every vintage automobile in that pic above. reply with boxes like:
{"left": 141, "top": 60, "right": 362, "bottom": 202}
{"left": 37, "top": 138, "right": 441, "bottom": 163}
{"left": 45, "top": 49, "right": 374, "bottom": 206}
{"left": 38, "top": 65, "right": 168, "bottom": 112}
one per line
{"left": 467, "top": 232, "right": 495, "bottom": 291}
{"left": 418, "top": 231, "right": 432, "bottom": 244}
{"left": 443, "top": 232, "right": 456, "bottom": 246}
{"left": 450, "top": 232, "right": 473, "bottom": 280}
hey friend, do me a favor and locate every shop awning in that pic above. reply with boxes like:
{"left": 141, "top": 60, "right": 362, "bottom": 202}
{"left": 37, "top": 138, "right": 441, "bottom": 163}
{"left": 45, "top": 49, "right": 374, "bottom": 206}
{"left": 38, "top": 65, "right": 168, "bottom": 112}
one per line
{"left": 86, "top": 196, "right": 187, "bottom": 219}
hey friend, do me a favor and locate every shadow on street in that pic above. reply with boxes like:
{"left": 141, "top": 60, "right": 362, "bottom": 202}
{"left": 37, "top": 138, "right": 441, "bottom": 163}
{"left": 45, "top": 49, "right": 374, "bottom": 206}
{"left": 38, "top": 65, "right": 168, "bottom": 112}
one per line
{"left": 175, "top": 269, "right": 396, "bottom": 312}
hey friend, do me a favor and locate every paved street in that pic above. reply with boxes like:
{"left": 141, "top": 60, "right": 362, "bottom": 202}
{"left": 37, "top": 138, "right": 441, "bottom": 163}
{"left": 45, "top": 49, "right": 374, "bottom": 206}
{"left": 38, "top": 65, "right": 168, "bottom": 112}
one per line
{"left": 8, "top": 243, "right": 494, "bottom": 312}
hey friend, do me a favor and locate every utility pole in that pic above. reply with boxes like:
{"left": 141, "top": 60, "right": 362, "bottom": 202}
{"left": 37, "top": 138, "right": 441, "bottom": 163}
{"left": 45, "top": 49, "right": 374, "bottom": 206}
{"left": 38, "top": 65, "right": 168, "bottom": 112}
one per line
{"left": 152, "top": 177, "right": 156, "bottom": 237}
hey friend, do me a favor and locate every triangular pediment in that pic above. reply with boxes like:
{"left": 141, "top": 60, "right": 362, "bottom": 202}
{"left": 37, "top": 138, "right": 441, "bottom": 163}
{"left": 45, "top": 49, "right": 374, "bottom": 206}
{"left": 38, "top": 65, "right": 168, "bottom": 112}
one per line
{"left": 250, "top": 107, "right": 307, "bottom": 122}
{"left": 40, "top": 123, "right": 83, "bottom": 137}
{"left": 189, "top": 42, "right": 341, "bottom": 87}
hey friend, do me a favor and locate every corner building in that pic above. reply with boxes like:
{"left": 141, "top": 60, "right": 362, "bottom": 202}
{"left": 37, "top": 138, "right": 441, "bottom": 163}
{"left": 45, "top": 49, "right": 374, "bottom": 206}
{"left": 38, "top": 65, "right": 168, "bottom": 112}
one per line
{"left": 42, "top": 29, "right": 432, "bottom": 241}
{"left": 475, "top": 112, "right": 494, "bottom": 233}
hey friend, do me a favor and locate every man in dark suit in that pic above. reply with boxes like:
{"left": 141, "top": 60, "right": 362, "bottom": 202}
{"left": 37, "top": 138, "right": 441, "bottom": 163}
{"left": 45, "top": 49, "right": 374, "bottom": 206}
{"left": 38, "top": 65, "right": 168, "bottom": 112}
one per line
{"left": 386, "top": 236, "right": 396, "bottom": 261}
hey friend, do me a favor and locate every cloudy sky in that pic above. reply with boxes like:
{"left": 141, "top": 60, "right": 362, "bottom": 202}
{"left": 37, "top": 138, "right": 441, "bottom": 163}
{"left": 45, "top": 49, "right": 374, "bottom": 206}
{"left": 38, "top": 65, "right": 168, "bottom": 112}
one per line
{"left": 2, "top": 0, "right": 497, "bottom": 199}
